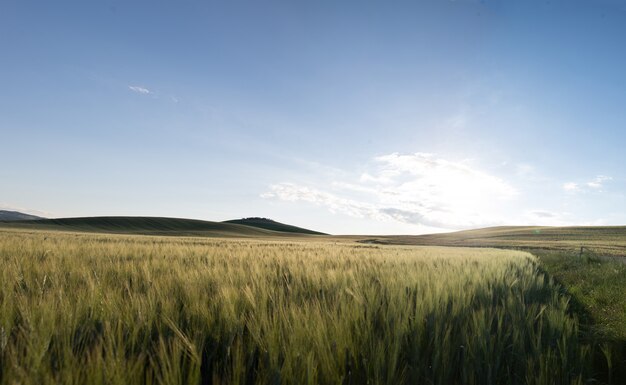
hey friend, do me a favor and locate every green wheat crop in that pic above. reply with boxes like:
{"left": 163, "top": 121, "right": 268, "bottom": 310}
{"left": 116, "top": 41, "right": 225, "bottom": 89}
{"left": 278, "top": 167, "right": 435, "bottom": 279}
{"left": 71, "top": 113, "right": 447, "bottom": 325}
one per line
{"left": 0, "top": 230, "right": 591, "bottom": 384}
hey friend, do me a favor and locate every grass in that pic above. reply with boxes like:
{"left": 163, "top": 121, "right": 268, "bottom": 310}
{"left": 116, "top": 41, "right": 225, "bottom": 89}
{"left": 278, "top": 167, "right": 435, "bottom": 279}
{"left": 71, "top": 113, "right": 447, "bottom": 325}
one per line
{"left": 0, "top": 229, "right": 595, "bottom": 384}
{"left": 360, "top": 226, "right": 626, "bottom": 384}
{"left": 535, "top": 249, "right": 626, "bottom": 384}
{"left": 538, "top": 250, "right": 626, "bottom": 340}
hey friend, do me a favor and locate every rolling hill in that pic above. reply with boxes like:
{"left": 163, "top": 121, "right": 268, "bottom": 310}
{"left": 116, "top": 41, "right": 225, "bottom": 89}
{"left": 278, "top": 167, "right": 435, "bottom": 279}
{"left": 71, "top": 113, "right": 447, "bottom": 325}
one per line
{"left": 0, "top": 216, "right": 323, "bottom": 238}
{"left": 358, "top": 225, "right": 626, "bottom": 256}
{"left": 0, "top": 210, "right": 44, "bottom": 221}
{"left": 223, "top": 217, "right": 327, "bottom": 235}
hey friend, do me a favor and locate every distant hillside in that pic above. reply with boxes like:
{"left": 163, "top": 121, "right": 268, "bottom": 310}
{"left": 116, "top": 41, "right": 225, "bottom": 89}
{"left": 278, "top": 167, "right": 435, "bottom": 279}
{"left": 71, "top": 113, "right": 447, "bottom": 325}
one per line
{"left": 359, "top": 225, "right": 626, "bottom": 255}
{"left": 0, "top": 210, "right": 44, "bottom": 221}
{"left": 224, "top": 217, "right": 327, "bottom": 235}
{"left": 0, "top": 216, "right": 316, "bottom": 238}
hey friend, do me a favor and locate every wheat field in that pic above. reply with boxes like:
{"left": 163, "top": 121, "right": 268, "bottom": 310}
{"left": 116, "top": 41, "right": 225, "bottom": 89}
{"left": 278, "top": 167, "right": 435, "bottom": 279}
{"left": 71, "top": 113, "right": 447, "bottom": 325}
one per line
{"left": 0, "top": 230, "right": 591, "bottom": 384}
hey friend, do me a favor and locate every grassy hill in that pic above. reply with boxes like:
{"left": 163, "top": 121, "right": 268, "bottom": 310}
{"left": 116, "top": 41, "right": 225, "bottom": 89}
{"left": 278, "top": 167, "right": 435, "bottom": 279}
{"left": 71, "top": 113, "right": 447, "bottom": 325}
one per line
{"left": 0, "top": 210, "right": 44, "bottom": 221}
{"left": 0, "top": 216, "right": 321, "bottom": 238}
{"left": 223, "top": 217, "right": 327, "bottom": 235}
{"left": 359, "top": 225, "right": 626, "bottom": 256}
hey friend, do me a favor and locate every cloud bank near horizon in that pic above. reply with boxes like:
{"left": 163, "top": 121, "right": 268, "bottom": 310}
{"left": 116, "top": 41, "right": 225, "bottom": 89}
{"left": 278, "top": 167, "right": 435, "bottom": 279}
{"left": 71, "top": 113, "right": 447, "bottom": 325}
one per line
{"left": 263, "top": 152, "right": 616, "bottom": 231}
{"left": 263, "top": 153, "right": 519, "bottom": 230}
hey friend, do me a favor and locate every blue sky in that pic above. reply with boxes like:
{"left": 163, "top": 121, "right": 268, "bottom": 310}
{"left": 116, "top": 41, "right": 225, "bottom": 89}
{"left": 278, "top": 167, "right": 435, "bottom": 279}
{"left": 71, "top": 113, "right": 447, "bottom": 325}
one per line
{"left": 1, "top": 0, "right": 625, "bottom": 234}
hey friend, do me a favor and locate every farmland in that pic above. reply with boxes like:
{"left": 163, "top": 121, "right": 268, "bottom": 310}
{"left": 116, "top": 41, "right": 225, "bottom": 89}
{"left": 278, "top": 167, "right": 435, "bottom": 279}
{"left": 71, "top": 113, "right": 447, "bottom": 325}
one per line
{"left": 0, "top": 229, "right": 594, "bottom": 384}
{"left": 359, "top": 227, "right": 626, "bottom": 338}
{"left": 358, "top": 226, "right": 626, "bottom": 257}
{"left": 361, "top": 226, "right": 626, "bottom": 383}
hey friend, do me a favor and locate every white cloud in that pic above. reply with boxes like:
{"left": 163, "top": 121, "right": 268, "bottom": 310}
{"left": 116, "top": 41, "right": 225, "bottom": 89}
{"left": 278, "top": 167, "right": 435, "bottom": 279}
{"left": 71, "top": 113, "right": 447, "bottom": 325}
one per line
{"left": 261, "top": 183, "right": 387, "bottom": 221}
{"left": 263, "top": 153, "right": 518, "bottom": 230}
{"left": 529, "top": 210, "right": 557, "bottom": 218}
{"left": 586, "top": 175, "right": 612, "bottom": 189}
{"left": 522, "top": 210, "right": 573, "bottom": 226}
{"left": 128, "top": 85, "right": 151, "bottom": 95}
{"left": 563, "top": 175, "right": 612, "bottom": 193}
{"left": 563, "top": 182, "right": 579, "bottom": 192}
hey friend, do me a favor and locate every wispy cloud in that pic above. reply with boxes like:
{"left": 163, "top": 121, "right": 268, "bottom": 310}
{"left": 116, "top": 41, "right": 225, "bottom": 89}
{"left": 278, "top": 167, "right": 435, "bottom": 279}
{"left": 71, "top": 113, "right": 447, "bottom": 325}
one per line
{"left": 563, "top": 175, "right": 612, "bottom": 193}
{"left": 127, "top": 85, "right": 182, "bottom": 103}
{"left": 262, "top": 183, "right": 386, "bottom": 221}
{"left": 562, "top": 182, "right": 580, "bottom": 192}
{"left": 529, "top": 210, "right": 557, "bottom": 218}
{"left": 522, "top": 209, "right": 573, "bottom": 226}
{"left": 586, "top": 175, "right": 612, "bottom": 189}
{"left": 263, "top": 153, "right": 518, "bottom": 230}
{"left": 128, "top": 85, "right": 151, "bottom": 95}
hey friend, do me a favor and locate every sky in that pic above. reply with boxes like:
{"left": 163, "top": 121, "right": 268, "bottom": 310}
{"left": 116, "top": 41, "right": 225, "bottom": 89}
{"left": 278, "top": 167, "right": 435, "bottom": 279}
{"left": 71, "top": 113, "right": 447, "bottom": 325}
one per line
{"left": 1, "top": 0, "right": 625, "bottom": 234}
